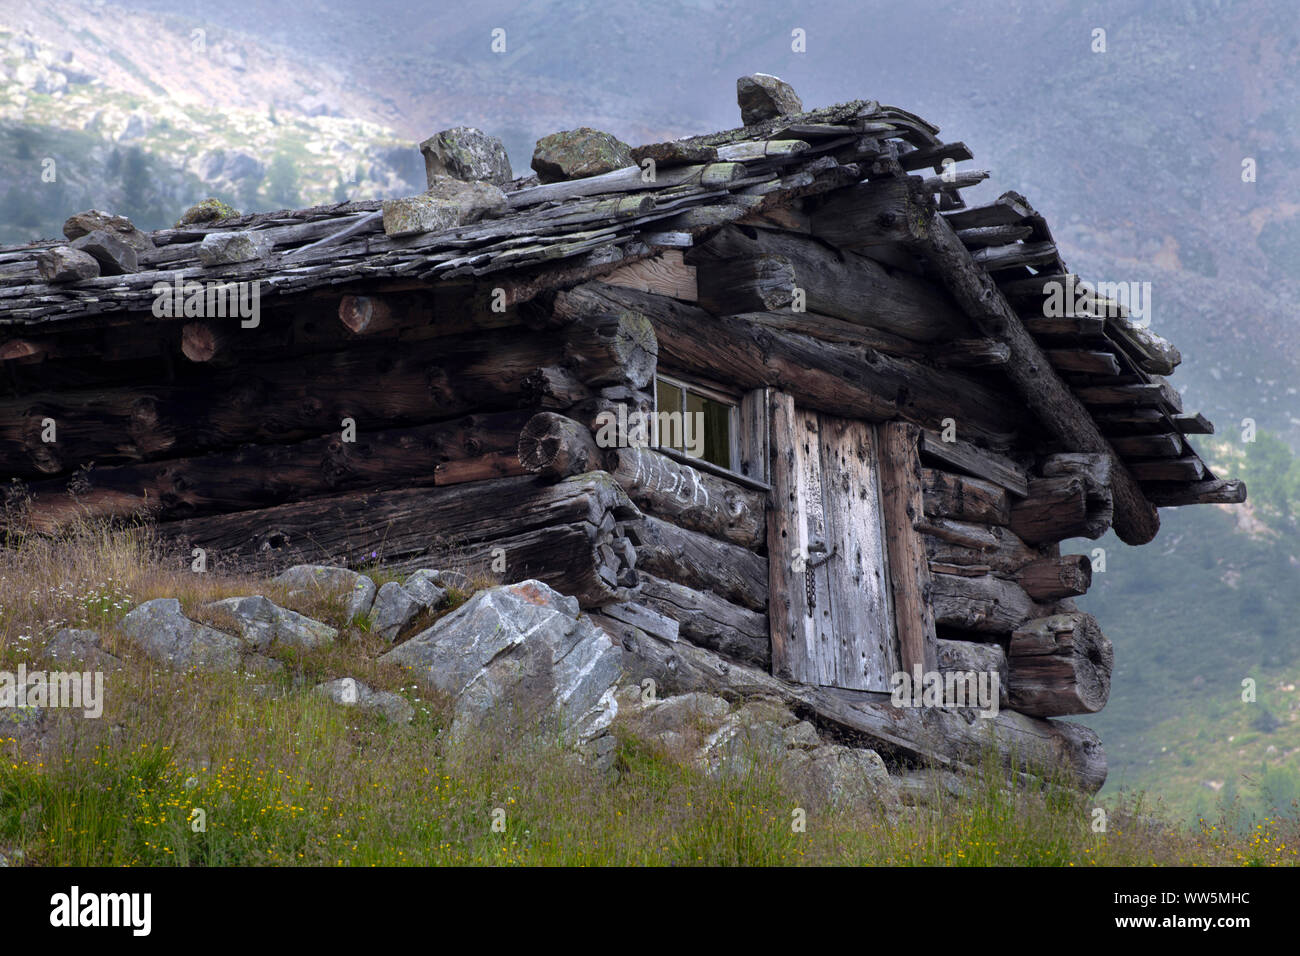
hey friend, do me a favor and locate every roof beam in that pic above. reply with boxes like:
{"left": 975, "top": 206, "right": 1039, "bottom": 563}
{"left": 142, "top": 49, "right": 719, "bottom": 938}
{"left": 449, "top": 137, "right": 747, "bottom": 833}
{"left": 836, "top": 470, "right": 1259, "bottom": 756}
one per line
{"left": 907, "top": 184, "right": 1161, "bottom": 545}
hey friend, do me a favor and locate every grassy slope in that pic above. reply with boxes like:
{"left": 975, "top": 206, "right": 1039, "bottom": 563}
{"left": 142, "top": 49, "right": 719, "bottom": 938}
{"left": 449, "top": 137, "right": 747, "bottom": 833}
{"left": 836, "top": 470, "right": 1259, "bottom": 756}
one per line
{"left": 0, "top": 523, "right": 1295, "bottom": 866}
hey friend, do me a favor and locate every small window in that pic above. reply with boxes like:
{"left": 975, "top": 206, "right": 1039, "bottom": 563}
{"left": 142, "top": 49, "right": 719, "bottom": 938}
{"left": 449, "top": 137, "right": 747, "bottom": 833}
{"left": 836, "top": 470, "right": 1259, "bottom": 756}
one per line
{"left": 654, "top": 375, "right": 737, "bottom": 471}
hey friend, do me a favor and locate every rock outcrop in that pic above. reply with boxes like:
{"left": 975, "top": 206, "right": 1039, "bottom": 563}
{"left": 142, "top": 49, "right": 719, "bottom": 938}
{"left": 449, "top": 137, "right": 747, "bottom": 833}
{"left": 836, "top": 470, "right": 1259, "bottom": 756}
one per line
{"left": 118, "top": 598, "right": 242, "bottom": 671}
{"left": 204, "top": 595, "right": 338, "bottom": 650}
{"left": 380, "top": 580, "right": 621, "bottom": 743}
{"left": 274, "top": 565, "right": 377, "bottom": 620}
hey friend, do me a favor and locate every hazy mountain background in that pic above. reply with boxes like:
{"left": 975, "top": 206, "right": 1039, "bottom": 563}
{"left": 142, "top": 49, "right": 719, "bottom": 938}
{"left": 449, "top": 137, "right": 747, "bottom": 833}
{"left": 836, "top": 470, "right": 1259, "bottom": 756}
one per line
{"left": 2, "top": 0, "right": 1297, "bottom": 821}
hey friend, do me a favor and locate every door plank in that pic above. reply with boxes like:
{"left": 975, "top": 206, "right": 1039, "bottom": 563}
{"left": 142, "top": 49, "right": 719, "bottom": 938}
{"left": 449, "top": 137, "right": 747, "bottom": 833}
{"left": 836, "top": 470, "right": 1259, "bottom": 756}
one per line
{"left": 817, "top": 415, "right": 898, "bottom": 690}
{"left": 880, "top": 422, "right": 940, "bottom": 674}
{"left": 797, "top": 407, "right": 838, "bottom": 686}
{"left": 767, "top": 391, "right": 815, "bottom": 682}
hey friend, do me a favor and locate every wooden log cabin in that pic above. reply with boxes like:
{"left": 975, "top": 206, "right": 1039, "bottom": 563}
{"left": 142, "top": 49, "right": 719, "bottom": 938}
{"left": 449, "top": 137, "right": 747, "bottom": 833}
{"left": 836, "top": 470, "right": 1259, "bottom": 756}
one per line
{"left": 0, "top": 79, "right": 1245, "bottom": 791}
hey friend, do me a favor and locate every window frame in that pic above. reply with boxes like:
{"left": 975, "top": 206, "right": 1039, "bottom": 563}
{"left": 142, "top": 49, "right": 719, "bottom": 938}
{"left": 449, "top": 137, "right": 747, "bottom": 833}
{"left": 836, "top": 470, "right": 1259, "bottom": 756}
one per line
{"left": 653, "top": 372, "right": 741, "bottom": 473}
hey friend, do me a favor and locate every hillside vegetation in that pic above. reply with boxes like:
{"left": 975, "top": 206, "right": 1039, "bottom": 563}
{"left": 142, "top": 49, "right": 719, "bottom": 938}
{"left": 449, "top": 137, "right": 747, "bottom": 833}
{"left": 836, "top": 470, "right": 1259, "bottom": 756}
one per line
{"left": 0, "top": 524, "right": 1294, "bottom": 866}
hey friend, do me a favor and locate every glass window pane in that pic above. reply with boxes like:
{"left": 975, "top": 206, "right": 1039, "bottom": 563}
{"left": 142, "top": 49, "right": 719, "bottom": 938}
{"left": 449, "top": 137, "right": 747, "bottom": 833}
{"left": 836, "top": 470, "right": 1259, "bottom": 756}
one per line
{"left": 684, "top": 391, "right": 733, "bottom": 469}
{"left": 655, "top": 379, "right": 683, "bottom": 451}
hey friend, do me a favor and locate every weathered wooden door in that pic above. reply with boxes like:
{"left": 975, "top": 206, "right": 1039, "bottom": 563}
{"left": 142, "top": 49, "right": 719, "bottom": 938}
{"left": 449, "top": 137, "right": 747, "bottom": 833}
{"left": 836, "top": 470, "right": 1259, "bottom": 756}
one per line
{"left": 767, "top": 393, "right": 901, "bottom": 691}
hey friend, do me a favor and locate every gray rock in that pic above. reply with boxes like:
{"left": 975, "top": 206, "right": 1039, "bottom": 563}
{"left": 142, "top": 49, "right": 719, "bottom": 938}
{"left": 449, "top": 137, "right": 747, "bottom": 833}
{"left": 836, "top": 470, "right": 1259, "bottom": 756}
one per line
{"left": 314, "top": 677, "right": 414, "bottom": 724}
{"left": 799, "top": 744, "right": 894, "bottom": 807}
{"left": 369, "top": 582, "right": 420, "bottom": 642}
{"left": 62, "top": 209, "right": 154, "bottom": 252}
{"left": 44, "top": 628, "right": 122, "bottom": 669}
{"left": 381, "top": 176, "right": 507, "bottom": 238}
{"left": 36, "top": 246, "right": 99, "bottom": 283}
{"left": 204, "top": 595, "right": 337, "bottom": 651}
{"left": 402, "top": 569, "right": 450, "bottom": 609}
{"left": 626, "top": 691, "right": 731, "bottom": 738}
{"left": 736, "top": 73, "right": 803, "bottom": 126}
{"left": 197, "top": 230, "right": 272, "bottom": 266}
{"left": 379, "top": 580, "right": 622, "bottom": 742}
{"left": 419, "top": 126, "right": 513, "bottom": 186}
{"left": 274, "top": 565, "right": 376, "bottom": 620}
{"left": 117, "top": 598, "right": 241, "bottom": 670}
{"left": 531, "top": 127, "right": 632, "bottom": 183}
{"left": 629, "top": 141, "right": 719, "bottom": 168}
{"left": 69, "top": 229, "right": 138, "bottom": 275}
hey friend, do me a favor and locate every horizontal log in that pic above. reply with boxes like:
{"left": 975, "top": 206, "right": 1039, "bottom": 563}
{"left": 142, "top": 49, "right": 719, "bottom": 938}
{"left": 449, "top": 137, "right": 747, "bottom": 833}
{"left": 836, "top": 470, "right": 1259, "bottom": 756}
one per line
{"left": 580, "top": 283, "right": 1025, "bottom": 447}
{"left": 897, "top": 141, "right": 973, "bottom": 171}
{"left": 550, "top": 285, "right": 659, "bottom": 388}
{"left": 1131, "top": 457, "right": 1206, "bottom": 482}
{"left": 1076, "top": 380, "right": 1182, "bottom": 413}
{"left": 5, "top": 410, "right": 531, "bottom": 532}
{"left": 808, "top": 177, "right": 930, "bottom": 247}
{"left": 157, "top": 473, "right": 642, "bottom": 606}
{"left": 1023, "top": 315, "right": 1107, "bottom": 338}
{"left": 180, "top": 321, "right": 231, "bottom": 363}
{"left": 625, "top": 515, "right": 768, "bottom": 612}
{"left": 1009, "top": 476, "right": 1105, "bottom": 544}
{"left": 731, "top": 310, "right": 928, "bottom": 359}
{"left": 1108, "top": 433, "right": 1183, "bottom": 458}
{"left": 921, "top": 468, "right": 1012, "bottom": 524}
{"left": 338, "top": 294, "right": 399, "bottom": 335}
{"left": 694, "top": 254, "right": 795, "bottom": 313}
{"left": 636, "top": 572, "right": 770, "bottom": 669}
{"left": 932, "top": 339, "right": 1011, "bottom": 368}
{"left": 1017, "top": 555, "right": 1092, "bottom": 601}
{"left": 968, "top": 239, "right": 1057, "bottom": 272}
{"left": 1008, "top": 613, "right": 1113, "bottom": 716}
{"left": 0, "top": 329, "right": 568, "bottom": 479}
{"left": 1045, "top": 349, "right": 1122, "bottom": 376}
{"left": 432, "top": 451, "right": 525, "bottom": 485}
{"left": 1142, "top": 478, "right": 1247, "bottom": 507}
{"left": 606, "top": 444, "right": 766, "bottom": 549}
{"left": 1094, "top": 408, "right": 1213, "bottom": 435}
{"left": 918, "top": 516, "right": 1041, "bottom": 574}
{"left": 686, "top": 224, "right": 967, "bottom": 342}
{"left": 612, "top": 624, "right": 1105, "bottom": 791}
{"left": 517, "top": 412, "right": 605, "bottom": 480}
{"left": 930, "top": 571, "right": 1046, "bottom": 634}
{"left": 919, "top": 431, "right": 1029, "bottom": 496}
{"left": 520, "top": 366, "right": 593, "bottom": 409}
{"left": 955, "top": 224, "right": 1033, "bottom": 247}
{"left": 598, "top": 602, "right": 680, "bottom": 644}
{"left": 940, "top": 192, "right": 1033, "bottom": 230}
{"left": 936, "top": 637, "right": 1009, "bottom": 706}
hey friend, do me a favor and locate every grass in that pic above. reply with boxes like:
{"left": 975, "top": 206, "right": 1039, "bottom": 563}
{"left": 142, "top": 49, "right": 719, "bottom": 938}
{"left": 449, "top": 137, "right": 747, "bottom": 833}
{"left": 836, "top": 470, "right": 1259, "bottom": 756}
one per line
{"left": 1, "top": 521, "right": 1297, "bottom": 866}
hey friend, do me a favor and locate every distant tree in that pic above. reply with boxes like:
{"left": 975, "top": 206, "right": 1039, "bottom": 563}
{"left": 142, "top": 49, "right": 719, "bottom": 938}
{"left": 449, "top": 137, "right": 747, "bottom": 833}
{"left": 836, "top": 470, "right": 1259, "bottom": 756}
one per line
{"left": 121, "top": 146, "right": 151, "bottom": 219}
{"left": 12, "top": 127, "right": 36, "bottom": 160}
{"left": 264, "top": 153, "right": 300, "bottom": 209}
{"left": 1241, "top": 432, "right": 1300, "bottom": 522}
